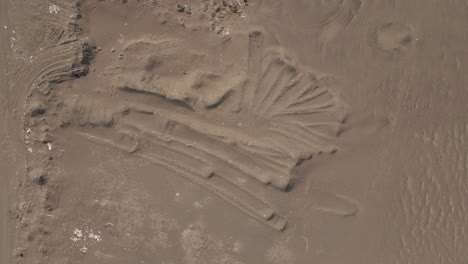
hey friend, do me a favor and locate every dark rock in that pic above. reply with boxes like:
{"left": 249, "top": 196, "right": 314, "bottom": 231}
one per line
{"left": 28, "top": 101, "right": 46, "bottom": 117}
{"left": 81, "top": 42, "right": 95, "bottom": 65}
{"left": 176, "top": 4, "right": 185, "bottom": 12}
{"left": 72, "top": 65, "right": 89, "bottom": 79}
{"left": 34, "top": 175, "right": 47, "bottom": 186}
{"left": 29, "top": 168, "right": 48, "bottom": 186}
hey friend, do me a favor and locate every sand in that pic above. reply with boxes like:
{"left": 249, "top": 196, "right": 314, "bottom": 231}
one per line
{"left": 1, "top": 0, "right": 467, "bottom": 263}
{"left": 1, "top": 0, "right": 12, "bottom": 262}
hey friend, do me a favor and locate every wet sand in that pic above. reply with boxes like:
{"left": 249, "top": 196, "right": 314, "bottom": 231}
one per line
{"left": 1, "top": 0, "right": 468, "bottom": 263}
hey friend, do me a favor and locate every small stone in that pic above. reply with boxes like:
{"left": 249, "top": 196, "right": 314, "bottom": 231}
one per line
{"left": 201, "top": 3, "right": 208, "bottom": 12}
{"left": 39, "top": 133, "right": 52, "bottom": 143}
{"left": 176, "top": 4, "right": 185, "bottom": 12}
{"left": 178, "top": 17, "right": 185, "bottom": 27}
{"left": 111, "top": 47, "right": 116, "bottom": 53}
{"left": 216, "top": 26, "right": 224, "bottom": 34}
{"left": 60, "top": 120, "right": 69, "bottom": 127}
{"left": 159, "top": 14, "right": 168, "bottom": 24}
{"left": 118, "top": 53, "right": 124, "bottom": 60}
{"left": 119, "top": 104, "right": 130, "bottom": 115}
{"left": 40, "top": 125, "right": 49, "bottom": 133}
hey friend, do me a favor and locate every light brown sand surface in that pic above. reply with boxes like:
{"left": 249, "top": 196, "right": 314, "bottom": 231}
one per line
{"left": 1, "top": 0, "right": 12, "bottom": 262}
{"left": 1, "top": 0, "right": 468, "bottom": 264}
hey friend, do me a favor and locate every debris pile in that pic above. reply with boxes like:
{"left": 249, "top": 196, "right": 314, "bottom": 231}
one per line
{"left": 174, "top": 0, "right": 248, "bottom": 35}
{"left": 70, "top": 227, "right": 102, "bottom": 254}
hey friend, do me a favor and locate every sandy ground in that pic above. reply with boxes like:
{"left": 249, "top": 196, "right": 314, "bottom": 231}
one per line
{"left": 1, "top": 0, "right": 468, "bottom": 263}
{"left": 1, "top": 0, "right": 12, "bottom": 263}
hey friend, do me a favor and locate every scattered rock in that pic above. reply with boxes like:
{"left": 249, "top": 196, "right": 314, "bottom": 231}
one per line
{"left": 228, "top": 2, "right": 238, "bottom": 13}
{"left": 147, "top": 0, "right": 159, "bottom": 6}
{"left": 48, "top": 4, "right": 60, "bottom": 14}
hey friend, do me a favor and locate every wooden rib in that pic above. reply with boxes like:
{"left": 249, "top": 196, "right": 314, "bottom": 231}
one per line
{"left": 255, "top": 63, "right": 297, "bottom": 116}
{"left": 257, "top": 67, "right": 299, "bottom": 118}
{"left": 288, "top": 99, "right": 336, "bottom": 112}
{"left": 77, "top": 131, "right": 287, "bottom": 231}
{"left": 267, "top": 128, "right": 315, "bottom": 160}
{"left": 252, "top": 56, "right": 287, "bottom": 114}
{"left": 287, "top": 87, "right": 329, "bottom": 108}
{"left": 273, "top": 123, "right": 332, "bottom": 150}
{"left": 243, "top": 31, "right": 264, "bottom": 112}
{"left": 277, "top": 73, "right": 318, "bottom": 110}
{"left": 121, "top": 119, "right": 274, "bottom": 185}
{"left": 78, "top": 131, "right": 139, "bottom": 153}
{"left": 128, "top": 103, "right": 155, "bottom": 115}
{"left": 120, "top": 124, "right": 258, "bottom": 188}
{"left": 123, "top": 115, "right": 295, "bottom": 190}
{"left": 274, "top": 101, "right": 335, "bottom": 116}
{"left": 236, "top": 143, "right": 297, "bottom": 170}
{"left": 300, "top": 124, "right": 338, "bottom": 143}
{"left": 137, "top": 152, "right": 286, "bottom": 231}
{"left": 119, "top": 128, "right": 215, "bottom": 179}
{"left": 281, "top": 121, "right": 337, "bottom": 152}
